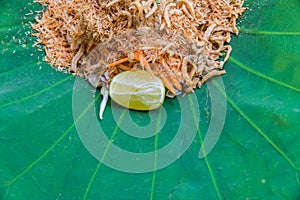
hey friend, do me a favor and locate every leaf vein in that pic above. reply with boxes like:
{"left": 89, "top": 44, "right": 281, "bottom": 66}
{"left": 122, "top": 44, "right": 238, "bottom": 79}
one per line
{"left": 239, "top": 28, "right": 300, "bottom": 35}
{"left": 229, "top": 57, "right": 300, "bottom": 93}
{"left": 189, "top": 95, "right": 223, "bottom": 200}
{"left": 6, "top": 98, "right": 96, "bottom": 186}
{"left": 150, "top": 109, "right": 162, "bottom": 200}
{"left": 83, "top": 111, "right": 126, "bottom": 200}
{"left": 212, "top": 80, "right": 300, "bottom": 170}
{"left": 0, "top": 76, "right": 72, "bottom": 108}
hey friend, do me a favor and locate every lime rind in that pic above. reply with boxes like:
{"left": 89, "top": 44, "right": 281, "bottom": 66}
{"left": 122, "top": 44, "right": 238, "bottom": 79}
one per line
{"left": 109, "top": 70, "right": 165, "bottom": 110}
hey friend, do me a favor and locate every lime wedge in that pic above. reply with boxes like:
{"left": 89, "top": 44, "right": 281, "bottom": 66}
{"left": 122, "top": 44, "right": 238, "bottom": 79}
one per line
{"left": 109, "top": 70, "right": 165, "bottom": 110}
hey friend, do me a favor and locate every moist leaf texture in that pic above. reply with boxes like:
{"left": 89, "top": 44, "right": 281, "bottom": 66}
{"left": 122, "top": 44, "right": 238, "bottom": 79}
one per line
{"left": 1, "top": 0, "right": 300, "bottom": 199}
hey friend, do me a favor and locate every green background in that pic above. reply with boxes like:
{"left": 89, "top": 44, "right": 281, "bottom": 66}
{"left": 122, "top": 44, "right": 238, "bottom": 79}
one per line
{"left": 1, "top": 0, "right": 300, "bottom": 199}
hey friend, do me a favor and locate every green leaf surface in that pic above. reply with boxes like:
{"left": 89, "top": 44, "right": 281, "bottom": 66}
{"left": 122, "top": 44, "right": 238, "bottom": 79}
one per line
{"left": 1, "top": 0, "right": 300, "bottom": 199}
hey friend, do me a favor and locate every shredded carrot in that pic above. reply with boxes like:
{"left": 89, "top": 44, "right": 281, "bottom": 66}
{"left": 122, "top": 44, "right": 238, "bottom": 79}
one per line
{"left": 106, "top": 58, "right": 129, "bottom": 68}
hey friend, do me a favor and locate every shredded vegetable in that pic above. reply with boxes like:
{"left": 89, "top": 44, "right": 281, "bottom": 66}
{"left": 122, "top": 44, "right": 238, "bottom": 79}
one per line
{"left": 32, "top": 0, "right": 245, "bottom": 95}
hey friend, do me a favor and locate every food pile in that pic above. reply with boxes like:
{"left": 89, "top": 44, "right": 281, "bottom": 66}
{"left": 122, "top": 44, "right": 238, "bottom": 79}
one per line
{"left": 32, "top": 0, "right": 245, "bottom": 96}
